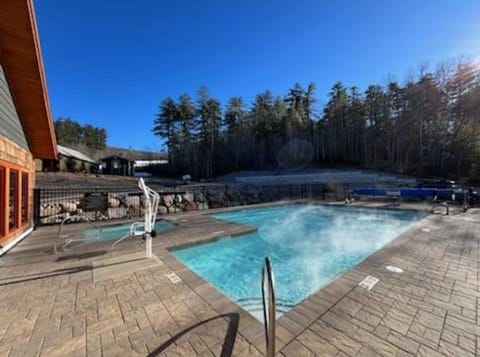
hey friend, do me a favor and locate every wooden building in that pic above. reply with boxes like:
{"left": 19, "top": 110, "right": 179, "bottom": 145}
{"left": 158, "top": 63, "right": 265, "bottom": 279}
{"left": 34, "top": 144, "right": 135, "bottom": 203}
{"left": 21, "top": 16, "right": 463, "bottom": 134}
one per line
{"left": 96, "top": 148, "right": 168, "bottom": 176}
{"left": 0, "top": 0, "right": 57, "bottom": 254}
{"left": 41, "top": 145, "right": 97, "bottom": 173}
{"left": 98, "top": 155, "right": 135, "bottom": 176}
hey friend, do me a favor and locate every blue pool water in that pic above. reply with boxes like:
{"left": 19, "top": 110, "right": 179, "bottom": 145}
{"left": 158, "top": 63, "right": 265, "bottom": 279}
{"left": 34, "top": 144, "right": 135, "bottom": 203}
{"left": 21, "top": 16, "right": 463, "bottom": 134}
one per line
{"left": 85, "top": 220, "right": 176, "bottom": 241}
{"left": 172, "top": 204, "right": 424, "bottom": 320}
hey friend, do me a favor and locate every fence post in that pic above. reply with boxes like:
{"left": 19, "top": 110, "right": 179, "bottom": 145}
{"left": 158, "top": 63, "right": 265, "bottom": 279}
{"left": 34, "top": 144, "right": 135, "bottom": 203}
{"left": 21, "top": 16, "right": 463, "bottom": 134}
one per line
{"left": 33, "top": 188, "right": 41, "bottom": 227}
{"left": 225, "top": 184, "right": 229, "bottom": 207}
{"left": 95, "top": 187, "right": 99, "bottom": 221}
{"left": 173, "top": 185, "right": 177, "bottom": 214}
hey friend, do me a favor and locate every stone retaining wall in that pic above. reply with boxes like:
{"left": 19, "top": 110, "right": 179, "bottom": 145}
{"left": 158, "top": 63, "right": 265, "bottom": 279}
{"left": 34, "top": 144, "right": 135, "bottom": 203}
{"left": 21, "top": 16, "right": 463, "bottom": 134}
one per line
{"left": 37, "top": 185, "right": 282, "bottom": 225}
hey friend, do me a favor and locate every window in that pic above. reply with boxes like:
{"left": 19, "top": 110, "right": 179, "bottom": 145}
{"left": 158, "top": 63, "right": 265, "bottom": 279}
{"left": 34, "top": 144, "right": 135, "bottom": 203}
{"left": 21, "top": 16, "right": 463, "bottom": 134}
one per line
{"left": 0, "top": 162, "right": 29, "bottom": 240}
{"left": 21, "top": 172, "right": 28, "bottom": 224}
{"left": 0, "top": 167, "right": 5, "bottom": 237}
{"left": 9, "top": 169, "right": 18, "bottom": 231}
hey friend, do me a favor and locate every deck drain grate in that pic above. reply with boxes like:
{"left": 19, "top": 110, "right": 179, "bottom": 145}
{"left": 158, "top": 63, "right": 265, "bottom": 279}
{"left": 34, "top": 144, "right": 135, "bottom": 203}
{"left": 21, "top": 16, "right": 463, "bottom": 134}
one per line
{"left": 359, "top": 276, "right": 379, "bottom": 290}
{"left": 165, "top": 271, "right": 182, "bottom": 284}
{"left": 386, "top": 266, "right": 403, "bottom": 273}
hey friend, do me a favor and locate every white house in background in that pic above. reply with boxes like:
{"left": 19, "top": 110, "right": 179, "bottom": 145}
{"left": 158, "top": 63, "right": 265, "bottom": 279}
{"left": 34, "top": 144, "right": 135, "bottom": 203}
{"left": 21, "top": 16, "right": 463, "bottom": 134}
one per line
{"left": 133, "top": 159, "right": 168, "bottom": 168}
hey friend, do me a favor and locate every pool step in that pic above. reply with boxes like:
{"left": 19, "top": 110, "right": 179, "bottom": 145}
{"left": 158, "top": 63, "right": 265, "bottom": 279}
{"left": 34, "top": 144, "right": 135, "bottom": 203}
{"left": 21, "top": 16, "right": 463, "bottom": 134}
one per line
{"left": 237, "top": 297, "right": 295, "bottom": 314}
{"left": 240, "top": 304, "right": 290, "bottom": 314}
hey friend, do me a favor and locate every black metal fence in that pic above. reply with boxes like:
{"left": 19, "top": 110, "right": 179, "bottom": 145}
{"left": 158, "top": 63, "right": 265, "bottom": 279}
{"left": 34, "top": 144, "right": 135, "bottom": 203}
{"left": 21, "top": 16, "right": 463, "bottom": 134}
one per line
{"left": 33, "top": 183, "right": 353, "bottom": 226}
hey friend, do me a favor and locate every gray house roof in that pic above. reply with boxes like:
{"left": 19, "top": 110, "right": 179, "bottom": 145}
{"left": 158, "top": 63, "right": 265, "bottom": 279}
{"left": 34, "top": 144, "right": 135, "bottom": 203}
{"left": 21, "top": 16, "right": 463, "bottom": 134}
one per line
{"left": 57, "top": 145, "right": 97, "bottom": 164}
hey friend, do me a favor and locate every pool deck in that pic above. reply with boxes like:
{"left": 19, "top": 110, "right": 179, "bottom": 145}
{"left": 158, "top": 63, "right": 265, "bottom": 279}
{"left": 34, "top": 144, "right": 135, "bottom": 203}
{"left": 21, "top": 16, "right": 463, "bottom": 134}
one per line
{"left": 0, "top": 200, "right": 479, "bottom": 356}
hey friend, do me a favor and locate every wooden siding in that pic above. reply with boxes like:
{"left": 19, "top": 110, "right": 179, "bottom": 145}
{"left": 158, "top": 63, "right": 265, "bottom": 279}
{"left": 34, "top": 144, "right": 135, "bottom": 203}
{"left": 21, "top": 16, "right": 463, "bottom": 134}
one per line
{"left": 0, "top": 63, "right": 29, "bottom": 150}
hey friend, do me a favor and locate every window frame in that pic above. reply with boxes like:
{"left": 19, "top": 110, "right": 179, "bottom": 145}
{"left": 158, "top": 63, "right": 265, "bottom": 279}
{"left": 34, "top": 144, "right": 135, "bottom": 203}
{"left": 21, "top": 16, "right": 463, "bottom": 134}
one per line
{"left": 8, "top": 168, "right": 19, "bottom": 231}
{"left": 0, "top": 166, "right": 5, "bottom": 238}
{"left": 0, "top": 160, "right": 30, "bottom": 243}
{"left": 21, "top": 172, "right": 29, "bottom": 224}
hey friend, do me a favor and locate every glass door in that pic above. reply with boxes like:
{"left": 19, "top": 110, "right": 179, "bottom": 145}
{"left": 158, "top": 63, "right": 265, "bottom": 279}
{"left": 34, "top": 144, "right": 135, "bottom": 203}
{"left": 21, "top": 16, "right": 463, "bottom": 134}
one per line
{"left": 21, "top": 172, "right": 29, "bottom": 224}
{"left": 9, "top": 169, "right": 18, "bottom": 231}
{"left": 0, "top": 166, "right": 5, "bottom": 238}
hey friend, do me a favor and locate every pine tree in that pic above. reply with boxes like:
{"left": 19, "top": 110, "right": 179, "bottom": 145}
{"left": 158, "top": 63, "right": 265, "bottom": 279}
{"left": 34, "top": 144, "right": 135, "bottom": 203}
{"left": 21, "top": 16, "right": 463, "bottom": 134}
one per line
{"left": 153, "top": 98, "right": 178, "bottom": 169}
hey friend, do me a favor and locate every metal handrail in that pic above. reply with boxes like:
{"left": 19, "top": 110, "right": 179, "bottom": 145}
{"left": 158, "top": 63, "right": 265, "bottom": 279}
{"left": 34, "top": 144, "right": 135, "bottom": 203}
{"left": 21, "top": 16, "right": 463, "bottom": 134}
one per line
{"left": 430, "top": 201, "right": 449, "bottom": 215}
{"left": 261, "top": 257, "right": 276, "bottom": 357}
{"left": 54, "top": 215, "right": 103, "bottom": 253}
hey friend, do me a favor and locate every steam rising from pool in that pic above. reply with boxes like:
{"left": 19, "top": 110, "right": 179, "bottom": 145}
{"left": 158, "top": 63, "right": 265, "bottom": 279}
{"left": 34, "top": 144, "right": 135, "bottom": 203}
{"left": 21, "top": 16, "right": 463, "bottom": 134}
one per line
{"left": 173, "top": 204, "right": 423, "bottom": 320}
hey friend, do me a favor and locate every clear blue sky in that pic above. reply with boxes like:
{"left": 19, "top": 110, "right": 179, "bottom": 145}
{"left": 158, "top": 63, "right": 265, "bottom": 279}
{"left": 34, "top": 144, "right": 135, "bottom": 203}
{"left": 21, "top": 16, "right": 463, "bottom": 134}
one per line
{"left": 35, "top": 0, "right": 480, "bottom": 151}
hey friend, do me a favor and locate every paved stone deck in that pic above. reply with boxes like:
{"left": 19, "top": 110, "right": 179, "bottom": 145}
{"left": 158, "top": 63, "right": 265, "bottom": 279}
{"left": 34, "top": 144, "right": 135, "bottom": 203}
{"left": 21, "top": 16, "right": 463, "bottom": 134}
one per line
{"left": 0, "top": 201, "right": 479, "bottom": 356}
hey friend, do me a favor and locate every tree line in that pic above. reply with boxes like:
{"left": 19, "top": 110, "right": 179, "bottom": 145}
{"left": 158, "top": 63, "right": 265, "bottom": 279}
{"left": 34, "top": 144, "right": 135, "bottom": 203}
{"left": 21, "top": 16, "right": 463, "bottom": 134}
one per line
{"left": 55, "top": 117, "right": 107, "bottom": 150}
{"left": 153, "top": 60, "right": 480, "bottom": 182}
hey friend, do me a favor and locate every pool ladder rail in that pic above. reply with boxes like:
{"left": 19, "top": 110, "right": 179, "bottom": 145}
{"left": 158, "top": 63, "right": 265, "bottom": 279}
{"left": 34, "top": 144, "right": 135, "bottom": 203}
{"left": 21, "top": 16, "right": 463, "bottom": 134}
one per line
{"left": 261, "top": 257, "right": 276, "bottom": 357}
{"left": 54, "top": 214, "right": 103, "bottom": 253}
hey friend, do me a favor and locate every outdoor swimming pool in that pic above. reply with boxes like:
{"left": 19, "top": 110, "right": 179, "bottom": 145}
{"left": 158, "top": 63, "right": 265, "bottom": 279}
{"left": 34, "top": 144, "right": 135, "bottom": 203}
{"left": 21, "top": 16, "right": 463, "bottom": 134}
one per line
{"left": 85, "top": 219, "right": 176, "bottom": 241}
{"left": 172, "top": 204, "right": 424, "bottom": 320}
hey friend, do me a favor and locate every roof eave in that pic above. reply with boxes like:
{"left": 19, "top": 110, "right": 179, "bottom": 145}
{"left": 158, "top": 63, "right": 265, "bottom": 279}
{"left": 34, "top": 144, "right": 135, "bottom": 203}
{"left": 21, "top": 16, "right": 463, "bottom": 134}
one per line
{"left": 0, "top": 0, "right": 57, "bottom": 159}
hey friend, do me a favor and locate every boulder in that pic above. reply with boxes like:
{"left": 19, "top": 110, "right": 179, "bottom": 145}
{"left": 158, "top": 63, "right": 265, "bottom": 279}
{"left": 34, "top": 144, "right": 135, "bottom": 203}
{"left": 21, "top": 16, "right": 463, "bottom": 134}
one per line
{"left": 158, "top": 206, "right": 168, "bottom": 215}
{"left": 84, "top": 211, "right": 107, "bottom": 221}
{"left": 40, "top": 212, "right": 69, "bottom": 224}
{"left": 126, "top": 195, "right": 140, "bottom": 208}
{"left": 194, "top": 191, "right": 205, "bottom": 203}
{"left": 208, "top": 201, "right": 223, "bottom": 209}
{"left": 40, "top": 205, "right": 62, "bottom": 217}
{"left": 184, "top": 201, "right": 197, "bottom": 211}
{"left": 108, "top": 197, "right": 121, "bottom": 208}
{"left": 60, "top": 202, "right": 77, "bottom": 213}
{"left": 197, "top": 202, "right": 209, "bottom": 210}
{"left": 162, "top": 195, "right": 175, "bottom": 207}
{"left": 183, "top": 192, "right": 194, "bottom": 203}
{"left": 207, "top": 189, "right": 225, "bottom": 208}
{"left": 108, "top": 207, "right": 128, "bottom": 219}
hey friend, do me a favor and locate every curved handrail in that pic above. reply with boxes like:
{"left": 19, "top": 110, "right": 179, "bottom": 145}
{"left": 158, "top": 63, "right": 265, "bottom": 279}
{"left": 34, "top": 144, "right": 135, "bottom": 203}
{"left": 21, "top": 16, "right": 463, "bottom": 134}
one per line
{"left": 430, "top": 202, "right": 449, "bottom": 215}
{"left": 261, "top": 257, "right": 276, "bottom": 357}
{"left": 54, "top": 215, "right": 103, "bottom": 253}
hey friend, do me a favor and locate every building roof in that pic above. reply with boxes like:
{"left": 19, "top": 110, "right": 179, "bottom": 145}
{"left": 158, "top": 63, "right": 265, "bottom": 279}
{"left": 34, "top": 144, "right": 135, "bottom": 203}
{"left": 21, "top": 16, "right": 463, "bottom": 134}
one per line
{"left": 57, "top": 145, "right": 97, "bottom": 164}
{"left": 99, "top": 155, "right": 133, "bottom": 162}
{"left": 133, "top": 159, "right": 168, "bottom": 168}
{"left": 93, "top": 147, "right": 168, "bottom": 161}
{"left": 0, "top": 0, "right": 57, "bottom": 159}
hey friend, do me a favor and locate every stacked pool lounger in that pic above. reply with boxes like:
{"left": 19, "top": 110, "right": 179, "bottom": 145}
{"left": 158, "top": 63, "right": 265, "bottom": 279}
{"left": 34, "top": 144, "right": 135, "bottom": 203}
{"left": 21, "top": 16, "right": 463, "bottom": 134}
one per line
{"left": 352, "top": 188, "right": 463, "bottom": 200}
